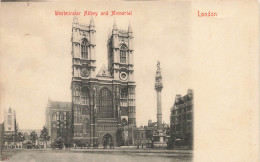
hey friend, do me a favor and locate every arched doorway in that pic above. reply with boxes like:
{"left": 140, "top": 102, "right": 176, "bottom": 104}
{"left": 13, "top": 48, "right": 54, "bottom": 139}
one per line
{"left": 103, "top": 133, "right": 113, "bottom": 147}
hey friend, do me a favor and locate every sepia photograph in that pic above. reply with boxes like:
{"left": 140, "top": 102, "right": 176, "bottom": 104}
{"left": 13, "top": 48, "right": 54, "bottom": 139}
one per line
{"left": 0, "top": 1, "right": 259, "bottom": 162}
{"left": 0, "top": 1, "right": 193, "bottom": 161}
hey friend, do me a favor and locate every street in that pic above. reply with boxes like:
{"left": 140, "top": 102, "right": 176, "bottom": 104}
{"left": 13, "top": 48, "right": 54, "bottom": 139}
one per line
{"left": 4, "top": 149, "right": 192, "bottom": 162}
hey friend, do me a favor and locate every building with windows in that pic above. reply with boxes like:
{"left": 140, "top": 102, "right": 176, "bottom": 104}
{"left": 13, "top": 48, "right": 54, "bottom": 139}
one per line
{"left": 133, "top": 126, "right": 145, "bottom": 146}
{"left": 70, "top": 17, "right": 136, "bottom": 146}
{"left": 4, "top": 107, "right": 17, "bottom": 135}
{"left": 0, "top": 123, "right": 4, "bottom": 153}
{"left": 132, "top": 120, "right": 170, "bottom": 148}
{"left": 45, "top": 99, "right": 71, "bottom": 142}
{"left": 170, "top": 89, "right": 193, "bottom": 149}
{"left": 3, "top": 107, "right": 19, "bottom": 149}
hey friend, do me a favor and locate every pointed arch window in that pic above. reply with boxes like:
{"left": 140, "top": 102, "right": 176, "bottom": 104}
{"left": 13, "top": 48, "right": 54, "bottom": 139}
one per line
{"left": 52, "top": 113, "right": 57, "bottom": 121}
{"left": 83, "top": 118, "right": 90, "bottom": 133}
{"left": 81, "top": 39, "right": 89, "bottom": 59}
{"left": 120, "top": 88, "right": 128, "bottom": 99}
{"left": 81, "top": 87, "right": 90, "bottom": 105}
{"left": 74, "top": 87, "right": 80, "bottom": 104}
{"left": 120, "top": 88, "right": 128, "bottom": 107}
{"left": 82, "top": 107, "right": 87, "bottom": 115}
{"left": 120, "top": 44, "right": 127, "bottom": 63}
{"left": 98, "top": 88, "right": 113, "bottom": 118}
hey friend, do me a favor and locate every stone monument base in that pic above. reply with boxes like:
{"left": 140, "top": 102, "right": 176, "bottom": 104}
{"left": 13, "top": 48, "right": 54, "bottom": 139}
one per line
{"left": 153, "top": 130, "right": 167, "bottom": 148}
{"left": 153, "top": 141, "right": 167, "bottom": 148}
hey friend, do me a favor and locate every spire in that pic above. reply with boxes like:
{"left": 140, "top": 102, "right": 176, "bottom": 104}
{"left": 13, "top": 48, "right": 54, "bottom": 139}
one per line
{"left": 108, "top": 27, "right": 111, "bottom": 39}
{"left": 90, "top": 16, "right": 94, "bottom": 26}
{"left": 128, "top": 20, "right": 132, "bottom": 33}
{"left": 112, "top": 17, "right": 118, "bottom": 35}
{"left": 73, "top": 15, "right": 78, "bottom": 24}
{"left": 113, "top": 17, "right": 117, "bottom": 30}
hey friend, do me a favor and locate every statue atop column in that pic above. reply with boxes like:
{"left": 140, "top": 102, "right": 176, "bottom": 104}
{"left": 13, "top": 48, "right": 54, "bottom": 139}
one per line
{"left": 153, "top": 61, "right": 167, "bottom": 148}
{"left": 155, "top": 61, "right": 163, "bottom": 92}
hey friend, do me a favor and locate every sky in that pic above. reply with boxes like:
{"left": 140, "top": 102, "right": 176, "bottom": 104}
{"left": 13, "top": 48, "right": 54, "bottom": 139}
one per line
{"left": 0, "top": 2, "right": 192, "bottom": 130}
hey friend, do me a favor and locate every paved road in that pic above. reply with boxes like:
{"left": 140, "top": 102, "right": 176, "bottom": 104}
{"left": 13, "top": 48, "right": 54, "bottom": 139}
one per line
{"left": 7, "top": 149, "right": 192, "bottom": 162}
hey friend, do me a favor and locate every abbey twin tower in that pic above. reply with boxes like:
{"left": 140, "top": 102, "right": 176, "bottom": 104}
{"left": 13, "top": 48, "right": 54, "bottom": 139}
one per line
{"left": 71, "top": 17, "right": 136, "bottom": 146}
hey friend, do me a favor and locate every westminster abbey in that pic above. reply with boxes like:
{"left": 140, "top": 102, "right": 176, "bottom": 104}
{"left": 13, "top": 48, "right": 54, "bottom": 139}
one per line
{"left": 71, "top": 17, "right": 136, "bottom": 146}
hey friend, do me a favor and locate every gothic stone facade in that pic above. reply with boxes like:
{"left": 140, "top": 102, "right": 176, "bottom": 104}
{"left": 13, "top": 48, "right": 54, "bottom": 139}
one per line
{"left": 45, "top": 100, "right": 71, "bottom": 141}
{"left": 170, "top": 89, "right": 193, "bottom": 149}
{"left": 71, "top": 17, "right": 136, "bottom": 146}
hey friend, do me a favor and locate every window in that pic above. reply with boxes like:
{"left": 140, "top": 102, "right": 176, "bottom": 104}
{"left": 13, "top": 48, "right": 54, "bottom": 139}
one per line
{"left": 74, "top": 105, "right": 82, "bottom": 124}
{"left": 120, "top": 88, "right": 128, "bottom": 107}
{"left": 120, "top": 88, "right": 127, "bottom": 99}
{"left": 98, "top": 88, "right": 113, "bottom": 118}
{"left": 7, "top": 116, "right": 12, "bottom": 125}
{"left": 120, "top": 44, "right": 127, "bottom": 63}
{"left": 74, "top": 87, "right": 80, "bottom": 104}
{"left": 60, "top": 113, "right": 64, "bottom": 121}
{"left": 74, "top": 106, "right": 79, "bottom": 124}
{"left": 52, "top": 113, "right": 56, "bottom": 121}
{"left": 128, "top": 88, "right": 135, "bottom": 99}
{"left": 172, "top": 117, "right": 176, "bottom": 123}
{"left": 81, "top": 39, "right": 88, "bottom": 59}
{"left": 81, "top": 87, "right": 90, "bottom": 105}
{"left": 83, "top": 118, "right": 90, "bottom": 133}
{"left": 82, "top": 107, "right": 86, "bottom": 115}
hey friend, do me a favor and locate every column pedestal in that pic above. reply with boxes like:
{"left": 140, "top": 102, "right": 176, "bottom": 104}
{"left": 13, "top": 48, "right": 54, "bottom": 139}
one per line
{"left": 153, "top": 130, "right": 167, "bottom": 148}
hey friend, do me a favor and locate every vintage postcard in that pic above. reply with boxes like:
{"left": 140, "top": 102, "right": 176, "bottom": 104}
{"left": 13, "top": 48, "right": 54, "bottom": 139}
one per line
{"left": 0, "top": 0, "right": 259, "bottom": 162}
